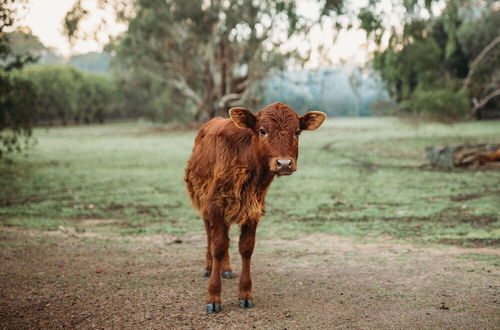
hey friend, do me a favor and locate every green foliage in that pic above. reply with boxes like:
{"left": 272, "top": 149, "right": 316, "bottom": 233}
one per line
{"left": 442, "top": 1, "right": 460, "bottom": 59}
{"left": 402, "top": 85, "right": 469, "bottom": 119}
{"left": 0, "top": 0, "right": 38, "bottom": 158}
{"left": 19, "top": 65, "right": 82, "bottom": 124}
{"left": 457, "top": 10, "right": 499, "bottom": 59}
{"left": 78, "top": 72, "right": 121, "bottom": 123}
{"left": 62, "top": 0, "right": 345, "bottom": 122}
{"left": 16, "top": 65, "right": 122, "bottom": 125}
{"left": 374, "top": 34, "right": 442, "bottom": 102}
{"left": 7, "top": 30, "right": 62, "bottom": 65}
{"left": 63, "top": 0, "right": 88, "bottom": 45}
{"left": 357, "top": 8, "right": 383, "bottom": 44}
{"left": 68, "top": 51, "right": 110, "bottom": 72}
{"left": 105, "top": 0, "right": 310, "bottom": 121}
{"left": 457, "top": 9, "right": 500, "bottom": 115}
{"left": 360, "top": 0, "right": 499, "bottom": 120}
{"left": 0, "top": 71, "right": 36, "bottom": 157}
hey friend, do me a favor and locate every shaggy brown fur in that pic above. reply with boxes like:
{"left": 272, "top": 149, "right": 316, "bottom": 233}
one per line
{"left": 184, "top": 102, "right": 326, "bottom": 313}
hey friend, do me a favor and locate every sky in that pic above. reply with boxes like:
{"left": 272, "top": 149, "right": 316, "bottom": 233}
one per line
{"left": 14, "top": 0, "right": 126, "bottom": 58}
{"left": 14, "top": 0, "right": 372, "bottom": 65}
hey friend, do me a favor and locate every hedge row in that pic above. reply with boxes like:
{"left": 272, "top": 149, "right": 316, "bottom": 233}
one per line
{"left": 14, "top": 65, "right": 123, "bottom": 125}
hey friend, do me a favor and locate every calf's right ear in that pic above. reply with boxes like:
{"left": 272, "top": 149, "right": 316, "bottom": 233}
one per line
{"left": 229, "top": 107, "right": 256, "bottom": 129}
{"left": 300, "top": 111, "right": 327, "bottom": 130}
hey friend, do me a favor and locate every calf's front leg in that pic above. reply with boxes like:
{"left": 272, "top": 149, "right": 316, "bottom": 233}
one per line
{"left": 206, "top": 220, "right": 229, "bottom": 313}
{"left": 238, "top": 221, "right": 257, "bottom": 308}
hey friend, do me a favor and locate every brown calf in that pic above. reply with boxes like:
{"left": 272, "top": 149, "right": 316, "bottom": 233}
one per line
{"left": 185, "top": 102, "right": 326, "bottom": 313}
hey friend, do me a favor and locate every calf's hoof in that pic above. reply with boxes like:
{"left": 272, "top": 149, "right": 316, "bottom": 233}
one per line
{"left": 206, "top": 303, "right": 221, "bottom": 313}
{"left": 222, "top": 271, "right": 234, "bottom": 279}
{"left": 239, "top": 299, "right": 254, "bottom": 309}
{"left": 203, "top": 270, "right": 211, "bottom": 278}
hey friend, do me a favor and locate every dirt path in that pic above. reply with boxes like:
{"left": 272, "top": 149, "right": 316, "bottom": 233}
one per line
{"left": 0, "top": 226, "right": 498, "bottom": 329}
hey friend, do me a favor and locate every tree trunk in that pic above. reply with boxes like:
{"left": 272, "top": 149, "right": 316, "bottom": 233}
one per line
{"left": 195, "top": 40, "right": 249, "bottom": 122}
{"left": 426, "top": 144, "right": 500, "bottom": 169}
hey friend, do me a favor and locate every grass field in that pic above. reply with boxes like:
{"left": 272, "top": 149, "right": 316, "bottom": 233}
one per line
{"left": 1, "top": 117, "right": 500, "bottom": 328}
{"left": 1, "top": 117, "right": 499, "bottom": 246}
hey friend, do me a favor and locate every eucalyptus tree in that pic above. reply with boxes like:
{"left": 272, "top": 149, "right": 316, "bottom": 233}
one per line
{"left": 65, "top": 0, "right": 344, "bottom": 121}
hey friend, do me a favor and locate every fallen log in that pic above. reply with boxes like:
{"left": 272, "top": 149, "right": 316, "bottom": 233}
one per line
{"left": 426, "top": 143, "right": 500, "bottom": 169}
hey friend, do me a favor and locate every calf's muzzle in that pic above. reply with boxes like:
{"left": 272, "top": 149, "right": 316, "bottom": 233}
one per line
{"left": 272, "top": 158, "right": 295, "bottom": 175}
{"left": 276, "top": 159, "right": 292, "bottom": 170}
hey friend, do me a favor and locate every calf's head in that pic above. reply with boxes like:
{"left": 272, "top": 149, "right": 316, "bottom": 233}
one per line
{"left": 229, "top": 102, "right": 326, "bottom": 176}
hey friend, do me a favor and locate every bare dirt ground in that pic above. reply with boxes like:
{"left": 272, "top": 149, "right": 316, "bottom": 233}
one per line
{"left": 0, "top": 223, "right": 499, "bottom": 329}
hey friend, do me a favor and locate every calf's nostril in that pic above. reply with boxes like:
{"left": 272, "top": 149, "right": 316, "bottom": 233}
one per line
{"left": 277, "top": 159, "right": 291, "bottom": 170}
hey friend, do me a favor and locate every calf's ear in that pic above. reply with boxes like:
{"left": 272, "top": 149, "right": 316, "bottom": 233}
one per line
{"left": 299, "top": 111, "right": 327, "bottom": 130}
{"left": 229, "top": 107, "right": 256, "bottom": 129}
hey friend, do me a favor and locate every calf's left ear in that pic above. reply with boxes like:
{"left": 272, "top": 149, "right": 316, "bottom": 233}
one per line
{"left": 299, "top": 111, "right": 327, "bottom": 130}
{"left": 229, "top": 107, "right": 257, "bottom": 129}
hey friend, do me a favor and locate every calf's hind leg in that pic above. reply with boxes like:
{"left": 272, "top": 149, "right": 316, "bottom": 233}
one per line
{"left": 203, "top": 218, "right": 212, "bottom": 277}
{"left": 238, "top": 221, "right": 257, "bottom": 309}
{"left": 206, "top": 220, "right": 230, "bottom": 313}
{"left": 203, "top": 218, "right": 233, "bottom": 279}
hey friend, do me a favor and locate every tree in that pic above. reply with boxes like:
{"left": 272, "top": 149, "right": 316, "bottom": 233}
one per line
{"left": 68, "top": 51, "right": 111, "bottom": 72}
{"left": 7, "top": 29, "right": 62, "bottom": 64}
{"left": 78, "top": 72, "right": 120, "bottom": 123}
{"left": 20, "top": 65, "right": 83, "bottom": 125}
{"left": 65, "top": 0, "right": 344, "bottom": 121}
{"left": 0, "top": 70, "right": 36, "bottom": 157}
{"left": 358, "top": 0, "right": 499, "bottom": 120}
{"left": 0, "top": 0, "right": 38, "bottom": 157}
{"left": 458, "top": 9, "right": 500, "bottom": 118}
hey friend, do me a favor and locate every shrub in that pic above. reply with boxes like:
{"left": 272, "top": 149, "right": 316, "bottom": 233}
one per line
{"left": 404, "top": 86, "right": 470, "bottom": 120}
{"left": 17, "top": 65, "right": 122, "bottom": 125}
{"left": 18, "top": 65, "right": 83, "bottom": 125}
{"left": 0, "top": 71, "right": 36, "bottom": 157}
{"left": 78, "top": 72, "right": 121, "bottom": 123}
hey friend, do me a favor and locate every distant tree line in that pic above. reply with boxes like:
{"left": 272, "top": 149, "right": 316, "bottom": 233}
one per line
{"left": 255, "top": 67, "right": 388, "bottom": 117}
{"left": 3, "top": 30, "right": 119, "bottom": 125}
{"left": 15, "top": 65, "right": 122, "bottom": 125}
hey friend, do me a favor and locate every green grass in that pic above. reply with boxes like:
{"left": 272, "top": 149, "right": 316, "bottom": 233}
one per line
{"left": 456, "top": 253, "right": 500, "bottom": 266}
{"left": 1, "top": 118, "right": 499, "bottom": 246}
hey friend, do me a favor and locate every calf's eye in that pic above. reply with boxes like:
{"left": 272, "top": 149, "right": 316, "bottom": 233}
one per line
{"left": 259, "top": 128, "right": 267, "bottom": 136}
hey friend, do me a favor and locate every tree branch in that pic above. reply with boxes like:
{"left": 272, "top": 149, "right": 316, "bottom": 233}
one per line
{"left": 471, "top": 88, "right": 500, "bottom": 115}
{"left": 462, "top": 36, "right": 500, "bottom": 92}
{"left": 167, "top": 75, "right": 202, "bottom": 106}
{"left": 126, "top": 63, "right": 201, "bottom": 106}
{"left": 217, "top": 93, "right": 244, "bottom": 109}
